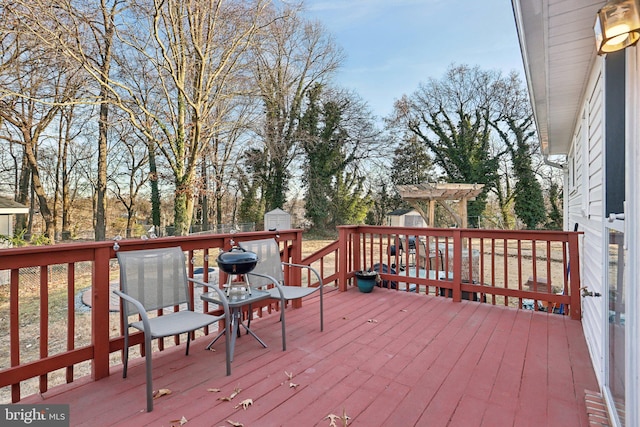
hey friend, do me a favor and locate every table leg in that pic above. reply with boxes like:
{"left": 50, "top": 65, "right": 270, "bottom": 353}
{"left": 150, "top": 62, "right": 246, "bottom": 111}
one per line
{"left": 239, "top": 321, "right": 267, "bottom": 348}
{"left": 204, "top": 304, "right": 267, "bottom": 362}
{"left": 205, "top": 330, "right": 225, "bottom": 350}
{"left": 228, "top": 307, "right": 246, "bottom": 362}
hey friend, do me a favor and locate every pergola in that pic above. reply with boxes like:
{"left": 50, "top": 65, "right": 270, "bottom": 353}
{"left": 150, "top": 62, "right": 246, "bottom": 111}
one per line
{"left": 395, "top": 183, "right": 484, "bottom": 228}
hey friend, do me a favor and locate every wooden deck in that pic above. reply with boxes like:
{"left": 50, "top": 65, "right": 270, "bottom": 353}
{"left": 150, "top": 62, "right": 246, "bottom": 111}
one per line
{"left": 22, "top": 287, "right": 598, "bottom": 426}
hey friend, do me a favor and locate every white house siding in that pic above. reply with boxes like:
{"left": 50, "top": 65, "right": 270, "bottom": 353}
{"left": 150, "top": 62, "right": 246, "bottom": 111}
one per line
{"left": 567, "top": 61, "right": 605, "bottom": 384}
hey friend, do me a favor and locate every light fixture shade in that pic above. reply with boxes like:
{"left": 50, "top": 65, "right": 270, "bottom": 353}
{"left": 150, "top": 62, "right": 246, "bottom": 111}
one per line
{"left": 594, "top": 0, "right": 640, "bottom": 55}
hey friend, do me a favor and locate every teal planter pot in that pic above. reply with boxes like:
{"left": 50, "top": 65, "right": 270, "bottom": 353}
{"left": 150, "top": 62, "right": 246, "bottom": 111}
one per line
{"left": 354, "top": 271, "right": 378, "bottom": 293}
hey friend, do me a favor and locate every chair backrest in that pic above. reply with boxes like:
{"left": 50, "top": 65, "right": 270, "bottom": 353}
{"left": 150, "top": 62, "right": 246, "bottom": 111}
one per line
{"left": 238, "top": 239, "right": 284, "bottom": 288}
{"left": 117, "top": 247, "right": 190, "bottom": 315}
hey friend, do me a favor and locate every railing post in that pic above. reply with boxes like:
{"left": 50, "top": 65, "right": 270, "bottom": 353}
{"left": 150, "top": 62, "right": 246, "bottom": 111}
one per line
{"left": 568, "top": 232, "right": 582, "bottom": 320}
{"left": 92, "top": 246, "right": 111, "bottom": 380}
{"left": 452, "top": 230, "right": 462, "bottom": 302}
{"left": 291, "top": 230, "right": 303, "bottom": 308}
{"left": 291, "top": 229, "right": 303, "bottom": 278}
{"left": 338, "top": 227, "right": 349, "bottom": 291}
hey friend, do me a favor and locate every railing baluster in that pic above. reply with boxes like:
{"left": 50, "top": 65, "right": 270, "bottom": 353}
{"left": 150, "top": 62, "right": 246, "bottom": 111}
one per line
{"left": 66, "top": 263, "right": 75, "bottom": 383}
{"left": 517, "top": 240, "right": 523, "bottom": 309}
{"left": 10, "top": 268, "right": 20, "bottom": 402}
{"left": 39, "top": 266, "right": 48, "bottom": 394}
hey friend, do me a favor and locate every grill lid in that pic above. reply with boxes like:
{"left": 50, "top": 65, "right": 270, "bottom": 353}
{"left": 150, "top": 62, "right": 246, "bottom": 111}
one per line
{"left": 216, "top": 246, "right": 258, "bottom": 274}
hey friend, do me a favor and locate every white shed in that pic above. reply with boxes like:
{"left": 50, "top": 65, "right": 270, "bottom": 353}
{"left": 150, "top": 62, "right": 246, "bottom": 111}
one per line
{"left": 0, "top": 197, "right": 28, "bottom": 285}
{"left": 0, "top": 197, "right": 28, "bottom": 243}
{"left": 385, "top": 208, "right": 426, "bottom": 228}
{"left": 264, "top": 208, "right": 291, "bottom": 231}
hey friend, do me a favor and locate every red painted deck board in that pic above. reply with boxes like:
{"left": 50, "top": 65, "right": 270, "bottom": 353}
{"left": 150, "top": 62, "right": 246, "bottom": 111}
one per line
{"left": 20, "top": 287, "right": 598, "bottom": 426}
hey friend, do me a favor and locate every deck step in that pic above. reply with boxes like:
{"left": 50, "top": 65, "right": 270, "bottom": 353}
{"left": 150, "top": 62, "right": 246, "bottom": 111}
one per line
{"left": 585, "top": 389, "right": 611, "bottom": 427}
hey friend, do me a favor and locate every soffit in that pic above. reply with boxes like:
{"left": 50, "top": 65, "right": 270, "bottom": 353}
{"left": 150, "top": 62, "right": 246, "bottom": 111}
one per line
{"left": 512, "top": 0, "right": 603, "bottom": 155}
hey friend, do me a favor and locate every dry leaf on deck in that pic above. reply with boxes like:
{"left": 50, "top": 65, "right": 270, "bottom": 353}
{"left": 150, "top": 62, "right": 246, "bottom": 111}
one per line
{"left": 234, "top": 398, "right": 253, "bottom": 410}
{"left": 153, "top": 388, "right": 172, "bottom": 399}
{"left": 218, "top": 385, "right": 242, "bottom": 401}
{"left": 229, "top": 385, "right": 242, "bottom": 399}
{"left": 226, "top": 419, "right": 244, "bottom": 427}
{"left": 289, "top": 382, "right": 299, "bottom": 389}
{"left": 207, "top": 388, "right": 221, "bottom": 393}
{"left": 325, "top": 408, "right": 350, "bottom": 427}
{"left": 367, "top": 319, "right": 378, "bottom": 323}
{"left": 341, "top": 408, "right": 351, "bottom": 424}
{"left": 285, "top": 371, "right": 294, "bottom": 380}
{"left": 169, "top": 416, "right": 188, "bottom": 426}
{"left": 325, "top": 414, "right": 339, "bottom": 427}
{"left": 400, "top": 309, "right": 408, "bottom": 312}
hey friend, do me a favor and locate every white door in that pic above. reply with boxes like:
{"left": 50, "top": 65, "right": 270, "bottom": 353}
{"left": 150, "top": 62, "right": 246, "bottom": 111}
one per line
{"left": 604, "top": 220, "right": 625, "bottom": 427}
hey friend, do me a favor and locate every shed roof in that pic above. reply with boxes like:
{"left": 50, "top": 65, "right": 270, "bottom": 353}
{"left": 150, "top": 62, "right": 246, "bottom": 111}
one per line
{"left": 265, "top": 208, "right": 289, "bottom": 216}
{"left": 0, "top": 197, "right": 28, "bottom": 214}
{"left": 386, "top": 208, "right": 415, "bottom": 216}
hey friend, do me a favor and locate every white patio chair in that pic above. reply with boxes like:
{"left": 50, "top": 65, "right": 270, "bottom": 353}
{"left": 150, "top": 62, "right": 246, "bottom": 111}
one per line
{"left": 238, "top": 238, "right": 323, "bottom": 351}
{"left": 114, "top": 247, "right": 231, "bottom": 412}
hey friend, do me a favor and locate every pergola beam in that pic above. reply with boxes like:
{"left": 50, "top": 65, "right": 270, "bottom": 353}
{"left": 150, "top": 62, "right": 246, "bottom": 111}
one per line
{"left": 396, "top": 183, "right": 484, "bottom": 228}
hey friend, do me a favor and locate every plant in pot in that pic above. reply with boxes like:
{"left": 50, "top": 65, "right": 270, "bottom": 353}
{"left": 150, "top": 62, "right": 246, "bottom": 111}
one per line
{"left": 354, "top": 270, "right": 379, "bottom": 293}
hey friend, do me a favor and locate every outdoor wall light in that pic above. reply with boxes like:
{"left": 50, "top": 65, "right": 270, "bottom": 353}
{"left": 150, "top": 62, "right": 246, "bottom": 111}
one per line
{"left": 595, "top": 0, "right": 640, "bottom": 55}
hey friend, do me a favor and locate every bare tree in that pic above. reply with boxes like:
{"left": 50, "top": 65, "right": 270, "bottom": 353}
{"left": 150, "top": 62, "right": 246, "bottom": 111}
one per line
{"left": 56, "top": 106, "right": 95, "bottom": 239}
{"left": 109, "top": 122, "right": 149, "bottom": 238}
{"left": 93, "top": 0, "right": 123, "bottom": 241}
{"left": 112, "top": 0, "right": 275, "bottom": 235}
{"left": 0, "top": 28, "right": 86, "bottom": 241}
{"left": 7, "top": 0, "right": 275, "bottom": 236}
{"left": 252, "top": 7, "right": 343, "bottom": 211}
{"left": 207, "top": 94, "right": 260, "bottom": 228}
{"left": 3, "top": 0, "right": 124, "bottom": 240}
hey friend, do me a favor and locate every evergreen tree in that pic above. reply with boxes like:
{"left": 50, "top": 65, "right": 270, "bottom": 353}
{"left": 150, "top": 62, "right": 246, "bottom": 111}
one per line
{"left": 298, "top": 85, "right": 375, "bottom": 230}
{"left": 390, "top": 135, "right": 434, "bottom": 185}
{"left": 329, "top": 173, "right": 372, "bottom": 226}
{"left": 512, "top": 139, "right": 546, "bottom": 229}
{"left": 299, "top": 84, "right": 341, "bottom": 229}
{"left": 546, "top": 182, "right": 563, "bottom": 229}
{"left": 237, "top": 172, "right": 263, "bottom": 227}
{"left": 494, "top": 116, "right": 546, "bottom": 229}
{"left": 367, "top": 181, "right": 401, "bottom": 225}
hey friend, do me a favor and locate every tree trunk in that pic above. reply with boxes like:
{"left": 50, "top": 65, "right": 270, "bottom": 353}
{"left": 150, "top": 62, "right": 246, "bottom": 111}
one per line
{"left": 174, "top": 174, "right": 196, "bottom": 236}
{"left": 94, "top": 1, "right": 115, "bottom": 241}
{"left": 147, "top": 139, "right": 161, "bottom": 235}
{"left": 24, "top": 146, "right": 56, "bottom": 243}
{"left": 95, "top": 96, "right": 108, "bottom": 241}
{"left": 201, "top": 155, "right": 209, "bottom": 231}
{"left": 16, "top": 152, "right": 31, "bottom": 232}
{"left": 61, "top": 136, "right": 72, "bottom": 239}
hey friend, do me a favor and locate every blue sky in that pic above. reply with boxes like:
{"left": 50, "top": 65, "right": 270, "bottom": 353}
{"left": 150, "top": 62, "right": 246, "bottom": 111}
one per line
{"left": 300, "top": 0, "right": 525, "bottom": 119}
